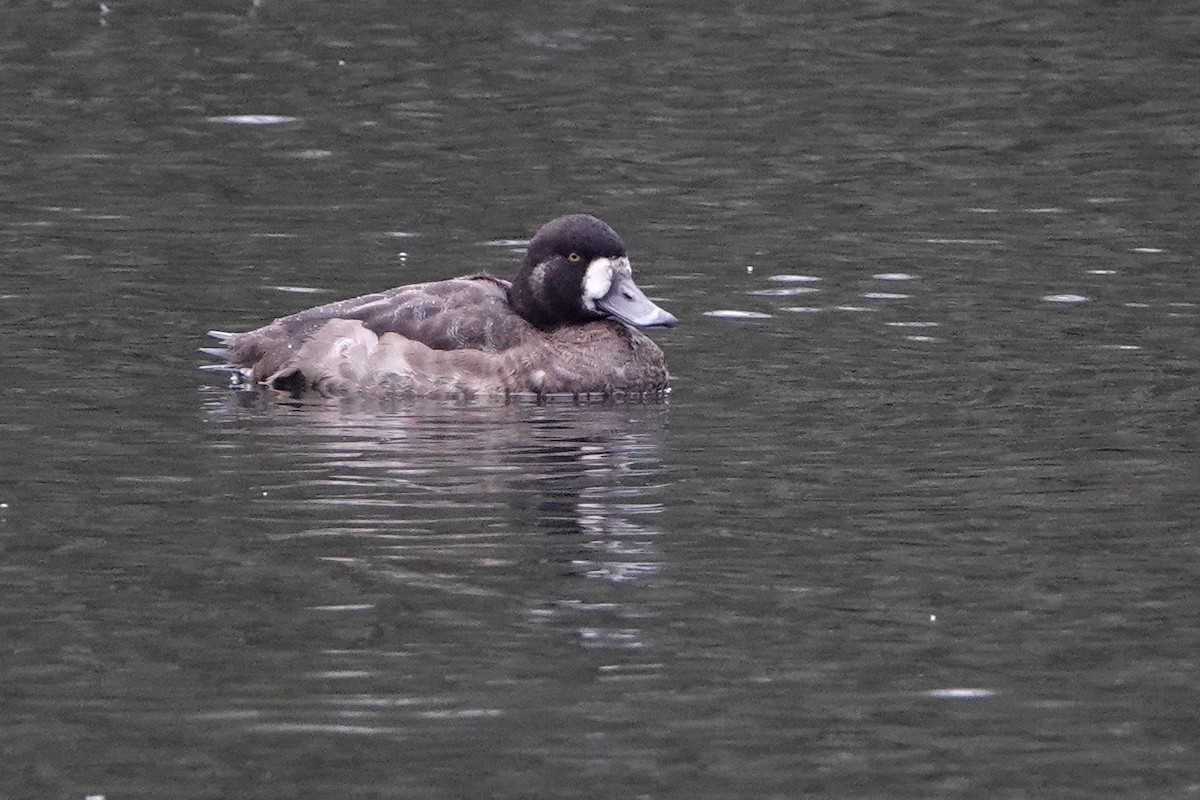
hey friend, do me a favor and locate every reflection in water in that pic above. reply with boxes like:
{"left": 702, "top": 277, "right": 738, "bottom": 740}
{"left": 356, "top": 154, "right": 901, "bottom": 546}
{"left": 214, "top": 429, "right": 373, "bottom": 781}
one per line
{"left": 199, "top": 389, "right": 669, "bottom": 735}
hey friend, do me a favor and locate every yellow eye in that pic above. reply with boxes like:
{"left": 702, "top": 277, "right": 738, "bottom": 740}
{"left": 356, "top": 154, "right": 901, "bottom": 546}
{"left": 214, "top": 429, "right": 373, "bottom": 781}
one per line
{"left": 567, "top": 252, "right": 581, "bottom": 263}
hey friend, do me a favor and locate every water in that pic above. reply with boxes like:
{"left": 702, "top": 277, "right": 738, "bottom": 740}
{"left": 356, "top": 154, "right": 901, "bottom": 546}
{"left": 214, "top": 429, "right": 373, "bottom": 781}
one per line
{"left": 3, "top": 1, "right": 1200, "bottom": 797}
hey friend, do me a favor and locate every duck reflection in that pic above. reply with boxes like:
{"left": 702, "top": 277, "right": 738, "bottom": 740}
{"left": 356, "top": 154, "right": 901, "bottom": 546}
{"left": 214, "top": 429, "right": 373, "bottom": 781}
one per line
{"left": 200, "top": 389, "right": 669, "bottom": 658}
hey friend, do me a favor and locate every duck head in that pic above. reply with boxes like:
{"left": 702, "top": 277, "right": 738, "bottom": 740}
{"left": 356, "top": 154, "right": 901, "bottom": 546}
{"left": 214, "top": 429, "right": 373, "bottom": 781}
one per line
{"left": 508, "top": 214, "right": 678, "bottom": 330}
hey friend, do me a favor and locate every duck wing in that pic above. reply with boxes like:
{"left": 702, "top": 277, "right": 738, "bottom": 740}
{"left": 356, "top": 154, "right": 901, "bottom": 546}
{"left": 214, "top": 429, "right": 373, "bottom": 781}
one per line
{"left": 214, "top": 274, "right": 535, "bottom": 382}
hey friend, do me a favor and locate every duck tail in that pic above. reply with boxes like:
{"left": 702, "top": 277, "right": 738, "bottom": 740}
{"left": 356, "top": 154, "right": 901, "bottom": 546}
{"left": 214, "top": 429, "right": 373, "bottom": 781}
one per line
{"left": 200, "top": 331, "right": 244, "bottom": 373}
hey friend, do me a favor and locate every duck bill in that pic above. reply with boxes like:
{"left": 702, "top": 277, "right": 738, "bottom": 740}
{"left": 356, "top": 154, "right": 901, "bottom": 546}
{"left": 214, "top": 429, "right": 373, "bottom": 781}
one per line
{"left": 597, "top": 271, "right": 678, "bottom": 328}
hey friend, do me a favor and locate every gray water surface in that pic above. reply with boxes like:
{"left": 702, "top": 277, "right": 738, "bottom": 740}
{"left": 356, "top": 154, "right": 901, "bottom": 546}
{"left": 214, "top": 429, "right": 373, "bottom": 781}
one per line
{"left": 3, "top": 2, "right": 1199, "bottom": 798}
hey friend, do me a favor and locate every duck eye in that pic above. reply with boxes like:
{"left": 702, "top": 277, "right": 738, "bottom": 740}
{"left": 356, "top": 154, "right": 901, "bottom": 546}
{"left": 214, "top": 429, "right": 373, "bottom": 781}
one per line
{"left": 567, "top": 252, "right": 581, "bottom": 263}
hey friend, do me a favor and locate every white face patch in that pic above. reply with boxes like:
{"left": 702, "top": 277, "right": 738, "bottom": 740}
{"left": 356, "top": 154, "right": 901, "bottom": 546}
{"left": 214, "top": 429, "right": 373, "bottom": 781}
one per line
{"left": 582, "top": 256, "right": 618, "bottom": 310}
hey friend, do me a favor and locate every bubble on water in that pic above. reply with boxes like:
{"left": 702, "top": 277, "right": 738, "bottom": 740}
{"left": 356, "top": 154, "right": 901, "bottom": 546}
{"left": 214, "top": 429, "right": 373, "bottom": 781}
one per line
{"left": 1132, "top": 247, "right": 1164, "bottom": 254}
{"left": 863, "top": 292, "right": 909, "bottom": 300}
{"left": 872, "top": 272, "right": 916, "bottom": 281}
{"left": 834, "top": 305, "right": 874, "bottom": 313}
{"left": 886, "top": 321, "right": 939, "bottom": 328}
{"left": 1042, "top": 294, "right": 1089, "bottom": 304}
{"left": 1087, "top": 269, "right": 1116, "bottom": 275}
{"left": 768, "top": 274, "right": 822, "bottom": 283}
{"left": 781, "top": 306, "right": 821, "bottom": 313}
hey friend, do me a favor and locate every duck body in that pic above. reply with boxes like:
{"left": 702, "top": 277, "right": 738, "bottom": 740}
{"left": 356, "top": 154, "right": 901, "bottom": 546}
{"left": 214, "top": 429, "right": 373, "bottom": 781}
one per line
{"left": 204, "top": 215, "right": 676, "bottom": 398}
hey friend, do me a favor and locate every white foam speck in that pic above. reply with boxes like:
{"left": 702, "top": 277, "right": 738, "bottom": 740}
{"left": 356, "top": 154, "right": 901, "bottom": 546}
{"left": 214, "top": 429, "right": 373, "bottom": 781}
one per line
{"left": 1132, "top": 247, "right": 1164, "bottom": 254}
{"left": 1087, "top": 269, "right": 1116, "bottom": 275}
{"left": 385, "top": 231, "right": 419, "bottom": 238}
{"left": 1025, "top": 207, "right": 1063, "bottom": 214}
{"left": 207, "top": 114, "right": 299, "bottom": 125}
{"left": 309, "top": 671, "right": 375, "bottom": 679}
{"left": 1042, "top": 294, "right": 1089, "bottom": 304}
{"left": 887, "top": 321, "right": 939, "bottom": 328}
{"left": 270, "top": 285, "right": 326, "bottom": 294}
{"left": 768, "top": 274, "right": 822, "bottom": 283}
{"left": 1100, "top": 344, "right": 1141, "bottom": 351}
{"left": 1124, "top": 302, "right": 1150, "bottom": 308}
{"left": 308, "top": 604, "right": 376, "bottom": 612}
{"left": 905, "top": 335, "right": 938, "bottom": 342}
{"left": 863, "top": 292, "right": 909, "bottom": 300}
{"left": 967, "top": 207, "right": 999, "bottom": 213}
{"left": 927, "top": 688, "right": 994, "bottom": 700}
{"left": 748, "top": 287, "right": 819, "bottom": 296}
{"left": 704, "top": 310, "right": 773, "bottom": 319}
{"left": 924, "top": 238, "right": 1000, "bottom": 245}
{"left": 781, "top": 306, "right": 821, "bottom": 313}
{"left": 873, "top": 272, "right": 915, "bottom": 281}
{"left": 834, "top": 305, "right": 874, "bottom": 313}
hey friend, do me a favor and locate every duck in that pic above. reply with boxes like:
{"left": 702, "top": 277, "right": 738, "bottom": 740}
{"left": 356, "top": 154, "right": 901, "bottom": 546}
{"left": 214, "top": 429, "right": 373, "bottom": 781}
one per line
{"left": 202, "top": 214, "right": 677, "bottom": 398}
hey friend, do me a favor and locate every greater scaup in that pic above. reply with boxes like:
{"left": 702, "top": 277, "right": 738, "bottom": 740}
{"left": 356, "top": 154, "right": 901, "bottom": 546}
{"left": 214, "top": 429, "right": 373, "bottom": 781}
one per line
{"left": 203, "top": 214, "right": 677, "bottom": 398}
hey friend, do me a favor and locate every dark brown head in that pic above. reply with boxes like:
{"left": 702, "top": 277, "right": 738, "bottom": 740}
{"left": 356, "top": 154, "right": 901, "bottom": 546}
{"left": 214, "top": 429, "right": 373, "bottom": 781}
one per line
{"left": 508, "top": 214, "right": 677, "bottom": 330}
